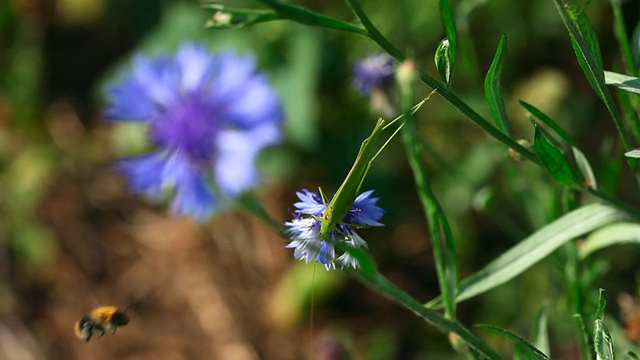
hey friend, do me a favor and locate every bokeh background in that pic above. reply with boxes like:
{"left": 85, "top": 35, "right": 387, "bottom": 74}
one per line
{"left": 1, "top": 0, "right": 640, "bottom": 359}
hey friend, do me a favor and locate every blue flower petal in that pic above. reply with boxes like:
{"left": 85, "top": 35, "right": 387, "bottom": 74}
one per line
{"left": 176, "top": 43, "right": 216, "bottom": 93}
{"left": 349, "top": 189, "right": 384, "bottom": 226}
{"left": 225, "top": 74, "right": 283, "bottom": 128}
{"left": 170, "top": 167, "right": 219, "bottom": 222}
{"left": 104, "top": 76, "right": 155, "bottom": 120}
{"left": 116, "top": 152, "right": 168, "bottom": 196}
{"left": 214, "top": 130, "right": 262, "bottom": 196}
{"left": 131, "top": 54, "right": 181, "bottom": 107}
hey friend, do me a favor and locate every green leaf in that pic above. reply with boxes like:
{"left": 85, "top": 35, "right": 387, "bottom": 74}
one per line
{"left": 533, "top": 125, "right": 581, "bottom": 188}
{"left": 594, "top": 319, "right": 615, "bottom": 360}
{"left": 438, "top": 0, "right": 457, "bottom": 83}
{"left": 477, "top": 324, "right": 549, "bottom": 360}
{"left": 625, "top": 149, "right": 640, "bottom": 158}
{"left": 626, "top": 351, "right": 640, "bottom": 360}
{"left": 605, "top": 70, "right": 640, "bottom": 96}
{"left": 426, "top": 203, "right": 629, "bottom": 307}
{"left": 520, "top": 101, "right": 597, "bottom": 188}
{"left": 435, "top": 39, "right": 453, "bottom": 87}
{"left": 531, "top": 302, "right": 550, "bottom": 357}
{"left": 484, "top": 34, "right": 511, "bottom": 136}
{"left": 579, "top": 222, "right": 640, "bottom": 259}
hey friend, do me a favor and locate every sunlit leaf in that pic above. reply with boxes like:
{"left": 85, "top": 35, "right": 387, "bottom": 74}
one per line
{"left": 625, "top": 149, "right": 640, "bottom": 158}
{"left": 435, "top": 38, "right": 453, "bottom": 87}
{"left": 438, "top": 0, "right": 457, "bottom": 84}
{"left": 604, "top": 70, "right": 640, "bottom": 96}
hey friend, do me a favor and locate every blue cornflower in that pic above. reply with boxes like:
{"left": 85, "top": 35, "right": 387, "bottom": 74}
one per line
{"left": 353, "top": 53, "right": 395, "bottom": 95}
{"left": 104, "top": 43, "right": 283, "bottom": 221}
{"left": 285, "top": 189, "right": 384, "bottom": 270}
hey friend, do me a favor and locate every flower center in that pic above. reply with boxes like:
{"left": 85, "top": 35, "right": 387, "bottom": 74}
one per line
{"left": 150, "top": 99, "right": 218, "bottom": 162}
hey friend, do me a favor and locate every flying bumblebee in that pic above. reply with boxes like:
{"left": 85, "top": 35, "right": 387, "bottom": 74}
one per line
{"left": 74, "top": 303, "right": 130, "bottom": 342}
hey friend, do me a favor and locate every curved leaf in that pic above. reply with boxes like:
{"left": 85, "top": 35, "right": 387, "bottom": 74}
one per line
{"left": 533, "top": 125, "right": 581, "bottom": 188}
{"left": 485, "top": 34, "right": 511, "bottom": 135}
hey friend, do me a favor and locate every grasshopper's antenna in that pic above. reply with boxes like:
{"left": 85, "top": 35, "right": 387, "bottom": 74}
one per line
{"left": 310, "top": 262, "right": 317, "bottom": 359}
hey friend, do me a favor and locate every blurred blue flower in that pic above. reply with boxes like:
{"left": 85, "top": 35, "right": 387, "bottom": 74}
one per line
{"left": 284, "top": 189, "right": 384, "bottom": 270}
{"left": 105, "top": 43, "right": 283, "bottom": 221}
{"left": 353, "top": 53, "right": 395, "bottom": 95}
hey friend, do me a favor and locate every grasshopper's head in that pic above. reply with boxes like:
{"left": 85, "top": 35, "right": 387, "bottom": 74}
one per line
{"left": 319, "top": 206, "right": 334, "bottom": 239}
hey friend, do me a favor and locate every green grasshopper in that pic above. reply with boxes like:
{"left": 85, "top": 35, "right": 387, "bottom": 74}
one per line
{"left": 319, "top": 117, "right": 386, "bottom": 240}
{"left": 318, "top": 92, "right": 434, "bottom": 240}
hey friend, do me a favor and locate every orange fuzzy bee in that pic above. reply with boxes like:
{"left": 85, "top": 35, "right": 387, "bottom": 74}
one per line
{"left": 74, "top": 303, "right": 130, "bottom": 342}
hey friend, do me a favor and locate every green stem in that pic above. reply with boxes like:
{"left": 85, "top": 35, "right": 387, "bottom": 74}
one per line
{"left": 398, "top": 63, "right": 458, "bottom": 319}
{"left": 254, "top": 0, "right": 367, "bottom": 35}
